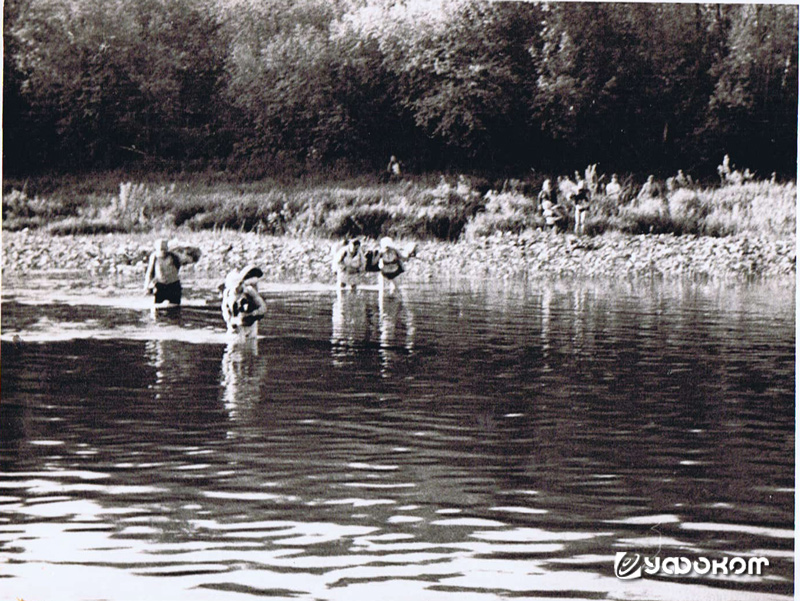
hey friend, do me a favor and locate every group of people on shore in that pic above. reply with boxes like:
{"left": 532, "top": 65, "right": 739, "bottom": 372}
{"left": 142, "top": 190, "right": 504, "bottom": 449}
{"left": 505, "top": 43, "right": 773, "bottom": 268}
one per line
{"left": 537, "top": 169, "right": 695, "bottom": 234}
{"left": 143, "top": 235, "right": 416, "bottom": 339}
{"left": 537, "top": 173, "right": 593, "bottom": 235}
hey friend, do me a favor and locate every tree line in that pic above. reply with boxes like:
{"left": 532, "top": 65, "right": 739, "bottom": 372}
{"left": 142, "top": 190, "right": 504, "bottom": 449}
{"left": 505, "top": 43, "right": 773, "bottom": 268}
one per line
{"left": 4, "top": 0, "right": 797, "bottom": 179}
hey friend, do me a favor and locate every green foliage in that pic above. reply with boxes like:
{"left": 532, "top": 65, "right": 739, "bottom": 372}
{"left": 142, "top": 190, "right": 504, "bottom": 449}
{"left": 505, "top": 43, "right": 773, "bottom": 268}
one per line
{"left": 532, "top": 3, "right": 737, "bottom": 169}
{"left": 3, "top": 0, "right": 798, "bottom": 175}
{"left": 8, "top": 0, "right": 230, "bottom": 170}
{"left": 706, "top": 5, "right": 798, "bottom": 173}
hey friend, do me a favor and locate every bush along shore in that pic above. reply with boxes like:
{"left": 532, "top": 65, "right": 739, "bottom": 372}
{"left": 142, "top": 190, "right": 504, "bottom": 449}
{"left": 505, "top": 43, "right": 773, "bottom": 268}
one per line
{"left": 2, "top": 172, "right": 795, "bottom": 286}
{"left": 2, "top": 228, "right": 795, "bottom": 290}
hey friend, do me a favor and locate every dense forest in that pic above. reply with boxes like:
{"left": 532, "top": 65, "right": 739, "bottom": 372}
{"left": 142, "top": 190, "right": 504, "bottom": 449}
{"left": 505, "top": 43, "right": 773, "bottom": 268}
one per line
{"left": 4, "top": 0, "right": 798, "bottom": 179}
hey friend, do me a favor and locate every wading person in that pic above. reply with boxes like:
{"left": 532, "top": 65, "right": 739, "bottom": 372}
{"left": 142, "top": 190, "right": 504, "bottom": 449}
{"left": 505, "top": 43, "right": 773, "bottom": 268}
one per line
{"left": 333, "top": 238, "right": 366, "bottom": 290}
{"left": 377, "top": 236, "right": 415, "bottom": 296}
{"left": 144, "top": 239, "right": 182, "bottom": 306}
{"left": 221, "top": 266, "right": 267, "bottom": 338}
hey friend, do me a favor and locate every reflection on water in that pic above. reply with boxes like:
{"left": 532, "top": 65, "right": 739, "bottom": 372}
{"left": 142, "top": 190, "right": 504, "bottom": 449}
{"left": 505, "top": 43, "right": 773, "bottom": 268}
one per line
{"left": 220, "top": 337, "right": 262, "bottom": 424}
{"left": 331, "top": 290, "right": 416, "bottom": 376}
{"left": 0, "top": 278, "right": 794, "bottom": 600}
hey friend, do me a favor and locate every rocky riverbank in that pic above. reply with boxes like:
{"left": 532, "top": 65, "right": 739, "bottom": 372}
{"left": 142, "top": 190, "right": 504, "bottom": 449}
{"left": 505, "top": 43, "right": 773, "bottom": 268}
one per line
{"left": 2, "top": 229, "right": 795, "bottom": 291}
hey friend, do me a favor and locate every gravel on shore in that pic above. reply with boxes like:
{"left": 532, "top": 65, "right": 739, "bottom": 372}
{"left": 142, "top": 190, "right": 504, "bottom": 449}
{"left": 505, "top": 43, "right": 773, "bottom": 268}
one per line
{"left": 2, "top": 229, "right": 795, "bottom": 290}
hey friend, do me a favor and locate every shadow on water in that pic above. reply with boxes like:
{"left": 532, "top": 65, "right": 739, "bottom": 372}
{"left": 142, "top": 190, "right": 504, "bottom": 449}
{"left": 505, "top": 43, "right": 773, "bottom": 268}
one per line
{"left": 0, "top": 277, "right": 794, "bottom": 600}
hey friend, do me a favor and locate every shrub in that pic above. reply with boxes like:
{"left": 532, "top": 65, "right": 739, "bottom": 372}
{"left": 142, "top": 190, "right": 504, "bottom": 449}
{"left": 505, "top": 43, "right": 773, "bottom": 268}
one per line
{"left": 463, "top": 212, "right": 532, "bottom": 238}
{"left": 463, "top": 191, "right": 536, "bottom": 238}
{"left": 45, "top": 217, "right": 126, "bottom": 236}
{"left": 328, "top": 206, "right": 393, "bottom": 238}
{"left": 2, "top": 188, "right": 84, "bottom": 220}
{"left": 582, "top": 214, "right": 613, "bottom": 236}
{"left": 667, "top": 189, "right": 708, "bottom": 235}
{"left": 172, "top": 198, "right": 213, "bottom": 227}
{"left": 617, "top": 197, "right": 674, "bottom": 234}
{"left": 464, "top": 191, "right": 544, "bottom": 238}
{"left": 704, "top": 182, "right": 795, "bottom": 237}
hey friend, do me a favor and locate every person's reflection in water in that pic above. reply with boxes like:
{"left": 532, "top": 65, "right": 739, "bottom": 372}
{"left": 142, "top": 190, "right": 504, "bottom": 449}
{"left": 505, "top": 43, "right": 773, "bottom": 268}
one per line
{"left": 150, "top": 303, "right": 183, "bottom": 322}
{"left": 571, "top": 286, "right": 587, "bottom": 368}
{"left": 145, "top": 302, "right": 185, "bottom": 398}
{"left": 145, "top": 339, "right": 168, "bottom": 400}
{"left": 331, "top": 289, "right": 374, "bottom": 367}
{"left": 540, "top": 287, "right": 552, "bottom": 371}
{"left": 145, "top": 337, "right": 195, "bottom": 401}
{"left": 220, "top": 336, "right": 261, "bottom": 433}
{"left": 378, "top": 289, "right": 415, "bottom": 377}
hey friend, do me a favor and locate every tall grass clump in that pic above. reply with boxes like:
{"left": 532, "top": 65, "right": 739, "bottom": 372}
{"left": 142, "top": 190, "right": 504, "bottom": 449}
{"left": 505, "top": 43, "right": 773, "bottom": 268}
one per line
{"left": 2, "top": 188, "right": 85, "bottom": 230}
{"left": 309, "top": 176, "right": 486, "bottom": 241}
{"left": 614, "top": 196, "right": 674, "bottom": 235}
{"left": 587, "top": 179, "right": 795, "bottom": 238}
{"left": 701, "top": 181, "right": 795, "bottom": 237}
{"left": 463, "top": 190, "right": 539, "bottom": 238}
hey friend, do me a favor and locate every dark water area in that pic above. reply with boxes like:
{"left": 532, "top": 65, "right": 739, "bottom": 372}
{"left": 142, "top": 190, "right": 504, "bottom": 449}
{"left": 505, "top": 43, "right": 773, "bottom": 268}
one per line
{"left": 0, "top": 278, "right": 794, "bottom": 600}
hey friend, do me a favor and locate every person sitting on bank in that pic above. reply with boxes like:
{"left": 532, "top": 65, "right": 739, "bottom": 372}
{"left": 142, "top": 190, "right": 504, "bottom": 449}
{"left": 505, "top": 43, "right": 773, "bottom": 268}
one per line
{"left": 537, "top": 178, "right": 555, "bottom": 212}
{"left": 539, "top": 179, "right": 567, "bottom": 231}
{"left": 605, "top": 174, "right": 622, "bottom": 203}
{"left": 333, "top": 238, "right": 366, "bottom": 290}
{"left": 221, "top": 266, "right": 267, "bottom": 337}
{"left": 387, "top": 155, "right": 402, "bottom": 180}
{"left": 637, "top": 175, "right": 662, "bottom": 203}
{"left": 377, "top": 236, "right": 416, "bottom": 295}
{"left": 144, "top": 238, "right": 182, "bottom": 305}
{"left": 667, "top": 169, "right": 693, "bottom": 192}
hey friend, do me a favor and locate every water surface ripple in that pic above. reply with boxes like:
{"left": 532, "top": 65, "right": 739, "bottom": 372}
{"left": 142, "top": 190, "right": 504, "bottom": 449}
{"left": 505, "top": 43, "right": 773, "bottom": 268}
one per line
{"left": 1, "top": 278, "right": 794, "bottom": 600}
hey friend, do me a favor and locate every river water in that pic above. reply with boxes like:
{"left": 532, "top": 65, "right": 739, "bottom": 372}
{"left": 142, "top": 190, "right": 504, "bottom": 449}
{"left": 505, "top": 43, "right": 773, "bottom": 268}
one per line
{"left": 0, "top": 277, "right": 794, "bottom": 601}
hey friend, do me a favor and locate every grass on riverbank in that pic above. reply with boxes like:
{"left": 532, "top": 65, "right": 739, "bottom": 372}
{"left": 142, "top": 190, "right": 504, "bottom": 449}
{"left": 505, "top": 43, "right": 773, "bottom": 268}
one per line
{"left": 3, "top": 171, "right": 795, "bottom": 241}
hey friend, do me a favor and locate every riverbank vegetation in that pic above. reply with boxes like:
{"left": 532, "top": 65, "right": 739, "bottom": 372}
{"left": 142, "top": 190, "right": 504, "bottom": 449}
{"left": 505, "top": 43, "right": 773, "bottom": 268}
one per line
{"left": 4, "top": 0, "right": 796, "bottom": 274}
{"left": 5, "top": 1, "right": 797, "bottom": 179}
{"left": 3, "top": 168, "right": 795, "bottom": 242}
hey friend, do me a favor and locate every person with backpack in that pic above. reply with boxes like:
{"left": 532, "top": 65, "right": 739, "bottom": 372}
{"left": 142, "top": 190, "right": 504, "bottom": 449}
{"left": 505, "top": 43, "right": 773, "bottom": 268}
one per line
{"left": 333, "top": 238, "right": 366, "bottom": 290}
{"left": 144, "top": 239, "right": 182, "bottom": 306}
{"left": 377, "top": 237, "right": 416, "bottom": 295}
